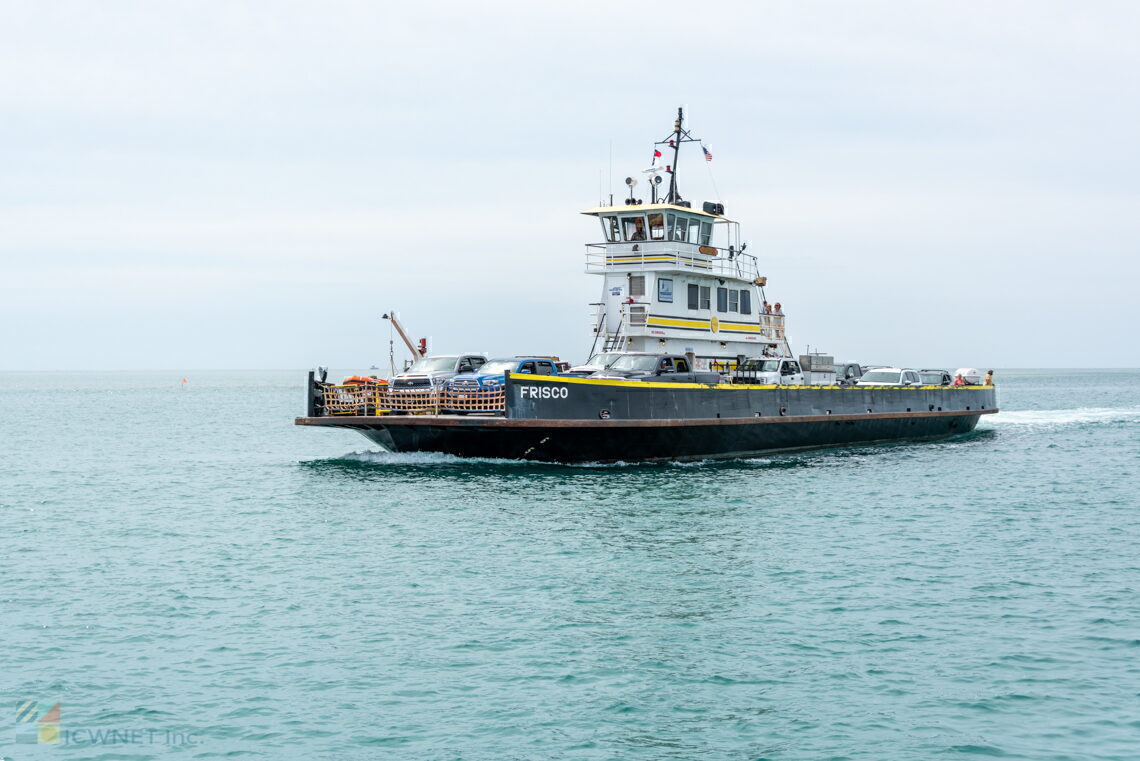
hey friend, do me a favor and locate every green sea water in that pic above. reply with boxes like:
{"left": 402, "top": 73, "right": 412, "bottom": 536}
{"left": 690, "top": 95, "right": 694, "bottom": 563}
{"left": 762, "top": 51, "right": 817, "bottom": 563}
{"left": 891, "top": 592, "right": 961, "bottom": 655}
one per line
{"left": 2, "top": 369, "right": 1138, "bottom": 760}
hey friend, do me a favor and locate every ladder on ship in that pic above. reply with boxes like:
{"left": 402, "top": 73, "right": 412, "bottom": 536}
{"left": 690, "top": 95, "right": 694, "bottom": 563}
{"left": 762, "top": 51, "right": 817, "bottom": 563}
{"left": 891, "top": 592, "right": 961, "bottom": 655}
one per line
{"left": 589, "top": 307, "right": 626, "bottom": 356}
{"left": 602, "top": 315, "right": 625, "bottom": 352}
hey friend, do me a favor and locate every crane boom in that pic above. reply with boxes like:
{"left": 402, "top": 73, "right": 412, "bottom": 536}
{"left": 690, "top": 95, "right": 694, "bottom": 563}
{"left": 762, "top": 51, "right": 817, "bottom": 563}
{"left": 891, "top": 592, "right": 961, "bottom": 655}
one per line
{"left": 385, "top": 311, "right": 423, "bottom": 359}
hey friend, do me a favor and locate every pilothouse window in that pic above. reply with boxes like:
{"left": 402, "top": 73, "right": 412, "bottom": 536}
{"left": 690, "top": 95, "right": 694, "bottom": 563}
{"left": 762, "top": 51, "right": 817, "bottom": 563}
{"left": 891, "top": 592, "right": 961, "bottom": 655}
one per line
{"left": 601, "top": 216, "right": 619, "bottom": 242}
{"left": 622, "top": 216, "right": 647, "bottom": 241}
{"left": 687, "top": 219, "right": 702, "bottom": 244}
{"left": 674, "top": 217, "right": 689, "bottom": 242}
{"left": 648, "top": 213, "right": 665, "bottom": 241}
{"left": 700, "top": 221, "right": 712, "bottom": 246}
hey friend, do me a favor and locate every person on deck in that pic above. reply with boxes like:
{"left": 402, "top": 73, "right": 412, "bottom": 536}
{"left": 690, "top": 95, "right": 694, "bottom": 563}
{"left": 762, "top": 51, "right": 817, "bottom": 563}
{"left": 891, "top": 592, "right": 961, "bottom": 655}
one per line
{"left": 953, "top": 373, "right": 966, "bottom": 386}
{"left": 763, "top": 301, "right": 772, "bottom": 314}
{"left": 774, "top": 302, "right": 784, "bottom": 315}
{"left": 984, "top": 370, "right": 994, "bottom": 386}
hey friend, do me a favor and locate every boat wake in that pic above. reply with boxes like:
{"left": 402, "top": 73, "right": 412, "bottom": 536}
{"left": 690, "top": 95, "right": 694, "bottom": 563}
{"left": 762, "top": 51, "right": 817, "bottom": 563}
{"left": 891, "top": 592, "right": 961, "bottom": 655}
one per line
{"left": 981, "top": 407, "right": 1140, "bottom": 429}
{"left": 322, "top": 450, "right": 776, "bottom": 469}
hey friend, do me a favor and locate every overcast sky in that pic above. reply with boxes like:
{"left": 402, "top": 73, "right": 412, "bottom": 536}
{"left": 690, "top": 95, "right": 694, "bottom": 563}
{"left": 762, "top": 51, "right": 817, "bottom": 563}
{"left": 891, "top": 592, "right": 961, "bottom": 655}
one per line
{"left": 3, "top": 1, "right": 1137, "bottom": 371}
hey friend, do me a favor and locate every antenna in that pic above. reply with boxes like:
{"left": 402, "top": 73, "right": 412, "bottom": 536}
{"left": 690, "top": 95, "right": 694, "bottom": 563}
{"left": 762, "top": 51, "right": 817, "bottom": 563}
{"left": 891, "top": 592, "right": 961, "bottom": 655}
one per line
{"left": 654, "top": 107, "right": 699, "bottom": 204}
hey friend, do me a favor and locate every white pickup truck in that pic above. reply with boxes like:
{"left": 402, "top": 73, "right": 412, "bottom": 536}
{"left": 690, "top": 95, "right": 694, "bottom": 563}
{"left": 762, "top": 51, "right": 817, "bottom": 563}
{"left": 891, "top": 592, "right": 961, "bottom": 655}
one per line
{"left": 732, "top": 357, "right": 805, "bottom": 385}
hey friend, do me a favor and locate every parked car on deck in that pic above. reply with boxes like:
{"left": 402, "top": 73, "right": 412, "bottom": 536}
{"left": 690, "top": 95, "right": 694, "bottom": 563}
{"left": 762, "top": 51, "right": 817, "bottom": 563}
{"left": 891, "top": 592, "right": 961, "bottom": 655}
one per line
{"left": 438, "top": 358, "right": 560, "bottom": 414}
{"left": 592, "top": 353, "right": 720, "bottom": 384}
{"left": 445, "top": 357, "right": 560, "bottom": 392}
{"left": 564, "top": 352, "right": 623, "bottom": 377}
{"left": 855, "top": 367, "right": 922, "bottom": 386}
{"left": 834, "top": 362, "right": 866, "bottom": 385}
{"left": 919, "top": 369, "right": 952, "bottom": 386}
{"left": 390, "top": 354, "right": 487, "bottom": 392}
{"left": 732, "top": 357, "right": 805, "bottom": 385}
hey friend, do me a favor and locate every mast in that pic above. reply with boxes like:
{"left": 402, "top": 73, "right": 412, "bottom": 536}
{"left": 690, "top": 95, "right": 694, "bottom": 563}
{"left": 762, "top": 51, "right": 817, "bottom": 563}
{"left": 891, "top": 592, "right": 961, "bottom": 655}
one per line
{"left": 667, "top": 108, "right": 683, "bottom": 203}
{"left": 658, "top": 107, "right": 698, "bottom": 205}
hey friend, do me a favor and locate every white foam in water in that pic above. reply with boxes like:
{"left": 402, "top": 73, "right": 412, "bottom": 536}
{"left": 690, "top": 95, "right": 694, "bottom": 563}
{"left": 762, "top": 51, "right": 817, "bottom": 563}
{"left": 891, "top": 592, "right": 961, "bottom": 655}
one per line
{"left": 983, "top": 407, "right": 1140, "bottom": 428}
{"left": 331, "top": 450, "right": 765, "bottom": 469}
{"left": 337, "top": 450, "right": 538, "bottom": 466}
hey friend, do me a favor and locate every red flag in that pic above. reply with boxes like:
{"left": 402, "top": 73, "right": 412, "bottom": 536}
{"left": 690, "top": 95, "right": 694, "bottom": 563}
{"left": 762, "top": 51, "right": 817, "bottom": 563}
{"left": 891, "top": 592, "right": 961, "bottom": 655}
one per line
{"left": 653, "top": 149, "right": 662, "bottom": 158}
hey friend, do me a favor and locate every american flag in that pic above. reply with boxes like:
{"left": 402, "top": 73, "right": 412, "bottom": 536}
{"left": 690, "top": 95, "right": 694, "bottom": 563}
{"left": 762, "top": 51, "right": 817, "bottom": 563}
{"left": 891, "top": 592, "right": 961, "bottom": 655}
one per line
{"left": 702, "top": 145, "right": 713, "bottom": 162}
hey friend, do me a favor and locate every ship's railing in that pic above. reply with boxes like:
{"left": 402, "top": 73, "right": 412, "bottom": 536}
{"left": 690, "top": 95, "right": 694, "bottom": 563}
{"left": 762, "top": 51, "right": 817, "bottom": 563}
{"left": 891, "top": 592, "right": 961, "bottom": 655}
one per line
{"left": 322, "top": 383, "right": 389, "bottom": 415}
{"left": 585, "top": 243, "right": 760, "bottom": 281}
{"left": 385, "top": 388, "right": 443, "bottom": 413}
{"left": 758, "top": 313, "right": 786, "bottom": 339}
{"left": 317, "top": 385, "right": 505, "bottom": 416}
{"left": 440, "top": 387, "right": 506, "bottom": 413}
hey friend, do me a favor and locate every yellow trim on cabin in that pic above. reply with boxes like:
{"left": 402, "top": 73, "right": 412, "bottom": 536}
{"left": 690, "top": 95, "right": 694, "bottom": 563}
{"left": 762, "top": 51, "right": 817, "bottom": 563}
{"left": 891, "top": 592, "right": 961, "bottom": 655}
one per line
{"left": 645, "top": 316, "right": 763, "bottom": 333}
{"left": 647, "top": 316, "right": 711, "bottom": 329}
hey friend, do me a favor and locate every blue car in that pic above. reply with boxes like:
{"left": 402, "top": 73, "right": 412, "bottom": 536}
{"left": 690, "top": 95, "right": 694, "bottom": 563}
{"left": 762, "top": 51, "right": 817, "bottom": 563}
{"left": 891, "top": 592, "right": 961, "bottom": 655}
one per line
{"left": 443, "top": 358, "right": 561, "bottom": 413}
{"left": 447, "top": 357, "right": 560, "bottom": 390}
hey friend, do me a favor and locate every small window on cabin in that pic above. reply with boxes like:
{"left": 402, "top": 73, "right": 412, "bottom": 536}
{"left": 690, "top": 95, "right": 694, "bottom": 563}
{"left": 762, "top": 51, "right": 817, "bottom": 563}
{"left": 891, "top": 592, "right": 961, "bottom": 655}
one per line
{"left": 700, "top": 221, "right": 712, "bottom": 246}
{"left": 658, "top": 278, "right": 673, "bottom": 303}
{"left": 601, "top": 216, "right": 619, "bottom": 242}
{"left": 686, "top": 218, "right": 702, "bottom": 244}
{"left": 676, "top": 358, "right": 690, "bottom": 372}
{"left": 629, "top": 275, "right": 646, "bottom": 297}
{"left": 674, "top": 216, "right": 689, "bottom": 242}
{"left": 687, "top": 283, "right": 699, "bottom": 310}
{"left": 728, "top": 290, "right": 739, "bottom": 312}
{"left": 699, "top": 285, "right": 711, "bottom": 310}
{"left": 537, "top": 362, "right": 555, "bottom": 376}
{"left": 716, "top": 287, "right": 728, "bottom": 313}
{"left": 622, "top": 216, "right": 647, "bottom": 241}
{"left": 648, "top": 213, "right": 665, "bottom": 240}
{"left": 519, "top": 361, "right": 536, "bottom": 374}
{"left": 665, "top": 213, "right": 676, "bottom": 241}
{"left": 740, "top": 290, "right": 751, "bottom": 315}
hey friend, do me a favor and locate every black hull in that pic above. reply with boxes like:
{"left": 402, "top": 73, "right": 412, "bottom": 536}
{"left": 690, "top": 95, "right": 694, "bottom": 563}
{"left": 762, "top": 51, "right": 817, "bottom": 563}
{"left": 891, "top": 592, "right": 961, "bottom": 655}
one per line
{"left": 360, "top": 413, "right": 984, "bottom": 463}
{"left": 298, "top": 377, "right": 997, "bottom": 463}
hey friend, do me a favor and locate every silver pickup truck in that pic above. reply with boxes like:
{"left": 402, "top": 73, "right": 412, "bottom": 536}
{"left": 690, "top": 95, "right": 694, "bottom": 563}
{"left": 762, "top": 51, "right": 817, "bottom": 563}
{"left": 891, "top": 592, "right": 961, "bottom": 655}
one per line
{"left": 390, "top": 354, "right": 488, "bottom": 391}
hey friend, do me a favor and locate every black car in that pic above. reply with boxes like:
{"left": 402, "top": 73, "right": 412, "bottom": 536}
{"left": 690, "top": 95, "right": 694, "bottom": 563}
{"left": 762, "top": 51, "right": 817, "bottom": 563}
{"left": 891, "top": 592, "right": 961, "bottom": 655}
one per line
{"left": 591, "top": 353, "right": 720, "bottom": 384}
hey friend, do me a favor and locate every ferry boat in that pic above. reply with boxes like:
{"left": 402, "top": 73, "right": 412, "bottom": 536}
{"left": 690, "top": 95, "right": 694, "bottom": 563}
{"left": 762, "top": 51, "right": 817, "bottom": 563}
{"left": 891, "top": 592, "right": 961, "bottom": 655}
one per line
{"left": 296, "top": 110, "right": 997, "bottom": 462}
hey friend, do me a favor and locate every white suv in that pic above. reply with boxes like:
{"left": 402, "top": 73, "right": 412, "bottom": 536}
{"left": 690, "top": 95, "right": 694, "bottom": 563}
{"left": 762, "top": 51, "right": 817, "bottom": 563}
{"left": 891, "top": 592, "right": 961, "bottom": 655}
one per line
{"left": 856, "top": 367, "right": 921, "bottom": 386}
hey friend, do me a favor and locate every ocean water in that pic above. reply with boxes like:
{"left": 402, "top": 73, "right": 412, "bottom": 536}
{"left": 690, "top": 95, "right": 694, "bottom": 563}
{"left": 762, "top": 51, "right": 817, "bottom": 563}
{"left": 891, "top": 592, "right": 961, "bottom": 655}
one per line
{"left": 2, "top": 369, "right": 1138, "bottom": 761}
